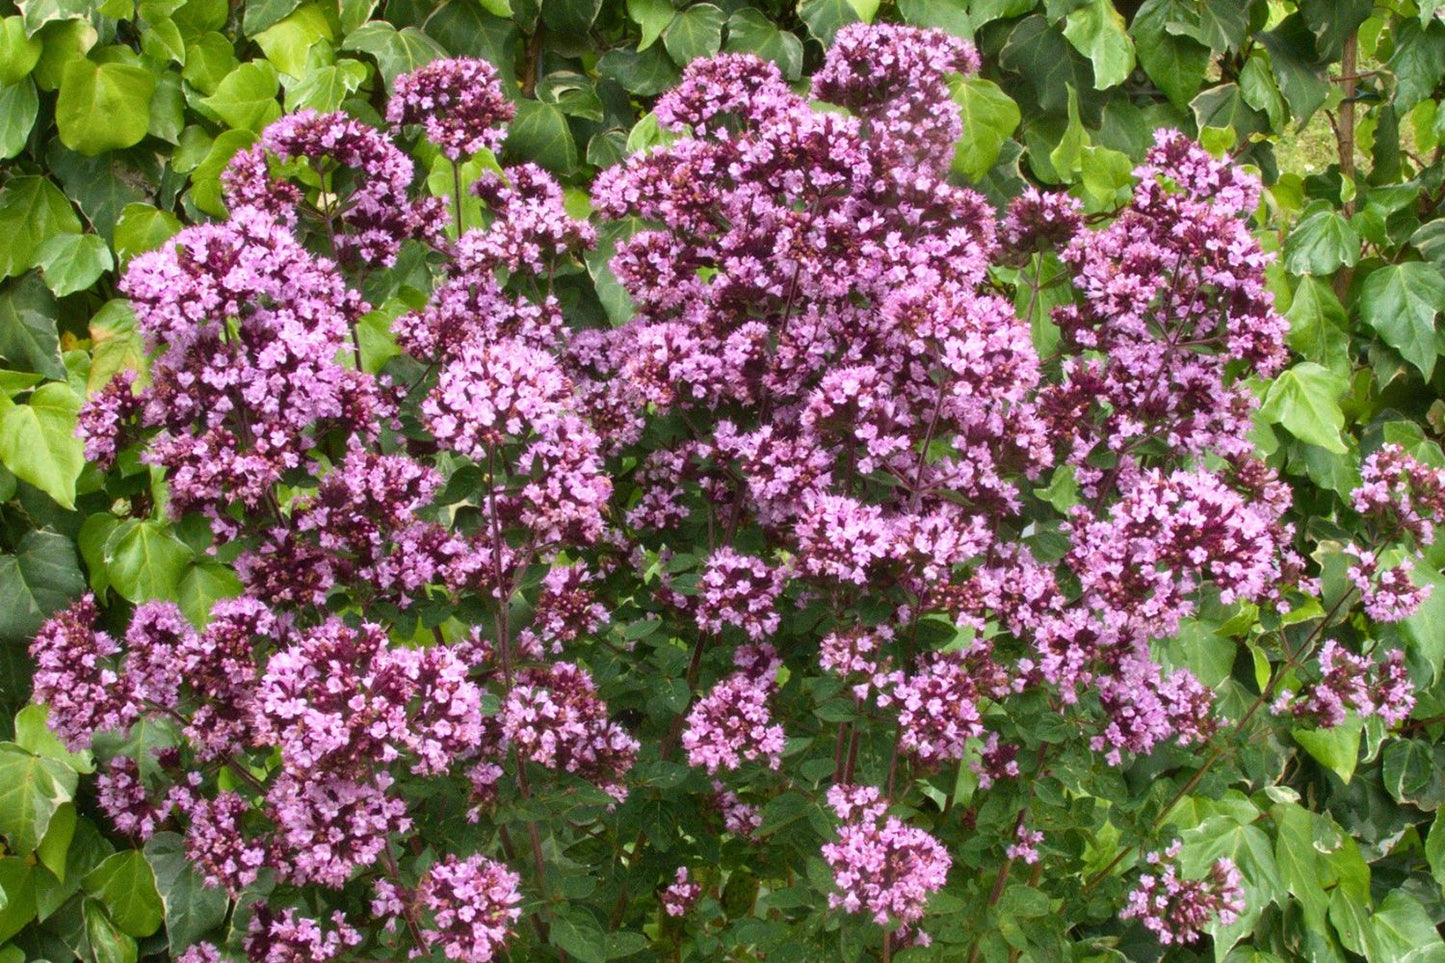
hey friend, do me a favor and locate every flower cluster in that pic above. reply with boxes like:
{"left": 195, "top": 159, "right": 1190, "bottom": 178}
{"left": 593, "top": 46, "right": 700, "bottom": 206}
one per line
{"left": 387, "top": 58, "right": 513, "bottom": 159}
{"left": 682, "top": 666, "right": 786, "bottom": 774}
{"left": 662, "top": 867, "right": 702, "bottom": 916}
{"left": 821, "top": 784, "right": 951, "bottom": 942}
{"left": 1120, "top": 842, "right": 1246, "bottom": 946}
{"left": 1273, "top": 640, "right": 1415, "bottom": 728}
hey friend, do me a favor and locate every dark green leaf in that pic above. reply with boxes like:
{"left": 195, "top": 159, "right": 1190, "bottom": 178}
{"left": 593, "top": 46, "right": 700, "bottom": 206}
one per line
{"left": 0, "top": 531, "right": 84, "bottom": 643}
{"left": 144, "top": 832, "right": 228, "bottom": 954}
{"left": 505, "top": 99, "right": 577, "bottom": 173}
{"left": 340, "top": 22, "right": 445, "bottom": 88}
{"left": 1131, "top": 0, "right": 1209, "bottom": 110}
{"left": 0, "top": 273, "right": 65, "bottom": 379}
{"left": 1284, "top": 207, "right": 1361, "bottom": 276}
{"left": 663, "top": 2, "right": 723, "bottom": 64}
{"left": 83, "top": 851, "right": 162, "bottom": 938}
{"left": 0, "top": 176, "right": 80, "bottom": 280}
{"left": 1358, "top": 262, "right": 1445, "bottom": 379}
{"left": 723, "top": 8, "right": 802, "bottom": 80}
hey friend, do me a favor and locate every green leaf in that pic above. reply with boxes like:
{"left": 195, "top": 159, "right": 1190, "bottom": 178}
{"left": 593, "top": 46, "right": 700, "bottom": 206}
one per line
{"left": 0, "top": 273, "right": 65, "bottom": 379}
{"left": 1292, "top": 715, "right": 1362, "bottom": 784}
{"left": 19, "top": 0, "right": 95, "bottom": 38}
{"left": 1358, "top": 262, "right": 1445, "bottom": 380}
{"left": 1131, "top": 0, "right": 1209, "bottom": 110}
{"left": 1371, "top": 891, "right": 1445, "bottom": 962}
{"left": 1078, "top": 144, "right": 1132, "bottom": 211}
{"left": 1389, "top": 19, "right": 1445, "bottom": 111}
{"left": 0, "top": 176, "right": 81, "bottom": 280}
{"left": 0, "top": 383, "right": 84, "bottom": 508}
{"left": 663, "top": 2, "right": 723, "bottom": 64}
{"left": 181, "top": 31, "right": 237, "bottom": 95}
{"left": 1259, "top": 14, "right": 1330, "bottom": 122}
{"left": 282, "top": 55, "right": 366, "bottom": 111}
{"left": 1258, "top": 362, "right": 1349, "bottom": 453}
{"left": 253, "top": 3, "right": 332, "bottom": 77}
{"left": 45, "top": 143, "right": 159, "bottom": 242}
{"left": 34, "top": 232, "right": 111, "bottom": 297}
{"left": 0, "top": 79, "right": 38, "bottom": 160}
{"left": 1297, "top": 0, "right": 1372, "bottom": 63}
{"left": 84, "top": 898, "right": 138, "bottom": 963}
{"left": 552, "top": 908, "right": 608, "bottom": 963}
{"left": 83, "top": 851, "right": 162, "bottom": 938}
{"left": 36, "top": 800, "right": 75, "bottom": 880}
{"left": 16, "top": 704, "right": 94, "bottom": 774}
{"left": 189, "top": 128, "right": 257, "bottom": 217}
{"left": 0, "top": 858, "right": 36, "bottom": 943}
{"left": 505, "top": 99, "right": 577, "bottom": 173}
{"left": 1382, "top": 738, "right": 1445, "bottom": 811}
{"left": 1284, "top": 207, "right": 1361, "bottom": 276}
{"left": 1189, "top": 82, "right": 1269, "bottom": 141}
{"left": 597, "top": 44, "right": 678, "bottom": 96}
{"left": 1426, "top": 810, "right": 1445, "bottom": 888}
{"left": 340, "top": 22, "right": 445, "bottom": 88}
{"left": 200, "top": 60, "right": 280, "bottom": 132}
{"left": 1272, "top": 802, "right": 1329, "bottom": 928}
{"left": 1174, "top": 0, "right": 1249, "bottom": 52}
{"left": 798, "top": 0, "right": 878, "bottom": 46}
{"left": 144, "top": 832, "right": 228, "bottom": 954}
{"left": 175, "top": 561, "right": 242, "bottom": 627}
{"left": 88, "top": 299, "right": 144, "bottom": 393}
{"left": 1048, "top": 84, "right": 1089, "bottom": 181}
{"left": 950, "top": 77, "right": 1020, "bottom": 182}
{"left": 999, "top": 14, "right": 1091, "bottom": 114}
{"left": 1286, "top": 275, "right": 1351, "bottom": 379}
{"left": 104, "top": 518, "right": 193, "bottom": 604}
{"left": 0, "top": 743, "right": 78, "bottom": 854}
{"left": 0, "top": 15, "right": 43, "bottom": 84}
{"left": 113, "top": 202, "right": 182, "bottom": 262}
{"left": 55, "top": 59, "right": 156, "bottom": 155}
{"left": 242, "top": 0, "right": 301, "bottom": 34}
{"left": 896, "top": 0, "right": 971, "bottom": 38}
{"left": 723, "top": 8, "right": 802, "bottom": 80}
{"left": 0, "top": 530, "right": 84, "bottom": 643}
{"left": 1062, "top": 0, "right": 1134, "bottom": 89}
{"left": 626, "top": 0, "right": 672, "bottom": 51}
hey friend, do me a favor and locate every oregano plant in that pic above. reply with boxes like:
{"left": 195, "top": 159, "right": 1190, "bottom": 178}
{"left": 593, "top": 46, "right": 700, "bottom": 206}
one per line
{"left": 12, "top": 19, "right": 1445, "bottom": 963}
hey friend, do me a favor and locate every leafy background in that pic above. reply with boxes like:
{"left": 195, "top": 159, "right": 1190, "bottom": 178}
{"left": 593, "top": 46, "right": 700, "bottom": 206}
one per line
{"left": 1, "top": 0, "right": 1445, "bottom": 959}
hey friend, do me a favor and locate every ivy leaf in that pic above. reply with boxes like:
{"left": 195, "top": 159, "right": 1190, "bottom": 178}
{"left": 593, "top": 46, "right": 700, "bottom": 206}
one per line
{"left": 626, "top": 0, "right": 672, "bottom": 52}
{"left": 0, "top": 175, "right": 81, "bottom": 280}
{"left": 113, "top": 202, "right": 182, "bottom": 262}
{"left": 896, "top": 0, "right": 971, "bottom": 38}
{"left": 723, "top": 8, "right": 802, "bottom": 80}
{"left": 144, "top": 832, "right": 229, "bottom": 954}
{"left": 798, "top": 0, "right": 878, "bottom": 46}
{"left": 18, "top": 0, "right": 95, "bottom": 39}
{"left": 83, "top": 851, "right": 163, "bottom": 939}
{"left": 1258, "top": 362, "right": 1348, "bottom": 453}
{"left": 1371, "top": 891, "right": 1445, "bottom": 961}
{"left": 253, "top": 4, "right": 332, "bottom": 79}
{"left": 1358, "top": 262, "right": 1445, "bottom": 380}
{"left": 1389, "top": 18, "right": 1445, "bottom": 111}
{"left": 1286, "top": 276, "right": 1350, "bottom": 379}
{"left": 0, "top": 383, "right": 86, "bottom": 508}
{"left": 200, "top": 60, "right": 281, "bottom": 132}
{"left": 0, "top": 79, "right": 39, "bottom": 160}
{"left": 505, "top": 100, "right": 577, "bottom": 174}
{"left": 104, "top": 518, "right": 194, "bottom": 604}
{"left": 1258, "top": 14, "right": 1330, "bottom": 122}
{"left": 0, "top": 273, "right": 65, "bottom": 379}
{"left": 0, "top": 530, "right": 84, "bottom": 643}
{"left": 0, "top": 858, "right": 36, "bottom": 944}
{"left": 1292, "top": 715, "right": 1362, "bottom": 784}
{"left": 663, "top": 2, "right": 723, "bottom": 64}
{"left": 1284, "top": 206, "right": 1361, "bottom": 276}
{"left": 0, "top": 15, "right": 43, "bottom": 84}
{"left": 55, "top": 59, "right": 156, "bottom": 155}
{"left": 282, "top": 55, "right": 366, "bottom": 111}
{"left": 190, "top": 128, "right": 257, "bottom": 216}
{"left": 14, "top": 704, "right": 94, "bottom": 774}
{"left": 84, "top": 898, "right": 138, "bottom": 963}
{"left": 181, "top": 31, "right": 237, "bottom": 95}
{"left": 950, "top": 77, "right": 1020, "bottom": 182}
{"left": 1131, "top": 0, "right": 1209, "bottom": 110}
{"left": 34, "top": 231, "right": 112, "bottom": 297}
{"left": 340, "top": 22, "right": 445, "bottom": 88}
{"left": 175, "top": 561, "right": 242, "bottom": 627}
{"left": 597, "top": 45, "right": 678, "bottom": 96}
{"left": 1062, "top": 0, "right": 1135, "bottom": 90}
{"left": 0, "top": 742, "right": 78, "bottom": 855}
{"left": 241, "top": 0, "right": 301, "bottom": 35}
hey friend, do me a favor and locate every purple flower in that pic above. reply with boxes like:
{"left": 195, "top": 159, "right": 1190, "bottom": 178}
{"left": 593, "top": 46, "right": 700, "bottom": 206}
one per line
{"left": 388, "top": 58, "right": 514, "bottom": 160}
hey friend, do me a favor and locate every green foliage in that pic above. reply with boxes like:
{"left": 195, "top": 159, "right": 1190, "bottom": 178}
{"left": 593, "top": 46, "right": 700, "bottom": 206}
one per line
{"left": 0, "top": 0, "right": 1443, "bottom": 959}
